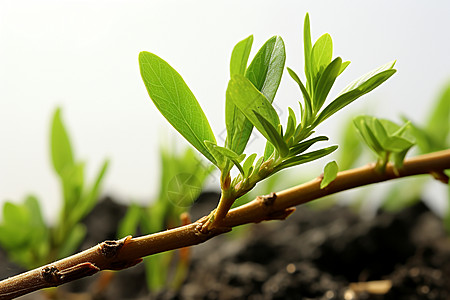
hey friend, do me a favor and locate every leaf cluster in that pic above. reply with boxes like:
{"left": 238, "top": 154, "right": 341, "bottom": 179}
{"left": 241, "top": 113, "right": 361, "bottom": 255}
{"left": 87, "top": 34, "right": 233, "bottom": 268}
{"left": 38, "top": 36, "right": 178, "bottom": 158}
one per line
{"left": 353, "top": 115, "right": 415, "bottom": 172}
{"left": 0, "top": 108, "right": 108, "bottom": 269}
{"left": 139, "top": 13, "right": 396, "bottom": 215}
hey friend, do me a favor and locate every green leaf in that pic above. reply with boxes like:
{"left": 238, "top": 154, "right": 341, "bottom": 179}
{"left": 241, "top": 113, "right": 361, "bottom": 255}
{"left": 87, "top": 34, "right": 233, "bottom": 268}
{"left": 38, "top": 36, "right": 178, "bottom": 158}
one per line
{"left": 230, "top": 35, "right": 254, "bottom": 76}
{"left": 227, "top": 74, "right": 281, "bottom": 143}
{"left": 226, "top": 35, "right": 285, "bottom": 155}
{"left": 254, "top": 111, "right": 289, "bottom": 157}
{"left": 0, "top": 202, "right": 30, "bottom": 249}
{"left": 242, "top": 153, "right": 257, "bottom": 177}
{"left": 245, "top": 36, "right": 286, "bottom": 102}
{"left": 339, "top": 61, "right": 396, "bottom": 95}
{"left": 314, "top": 65, "right": 396, "bottom": 126}
{"left": 58, "top": 223, "right": 86, "bottom": 259}
{"left": 284, "top": 107, "right": 297, "bottom": 142}
{"left": 68, "top": 160, "right": 109, "bottom": 226}
{"left": 139, "top": 51, "right": 216, "bottom": 165}
{"left": 311, "top": 33, "right": 333, "bottom": 84}
{"left": 205, "top": 141, "right": 245, "bottom": 175}
{"left": 321, "top": 161, "right": 338, "bottom": 189}
{"left": 338, "top": 61, "right": 351, "bottom": 76}
{"left": 287, "top": 68, "right": 313, "bottom": 125}
{"left": 118, "top": 203, "right": 142, "bottom": 238}
{"left": 304, "top": 13, "right": 313, "bottom": 91}
{"left": 51, "top": 108, "right": 74, "bottom": 176}
{"left": 426, "top": 83, "right": 450, "bottom": 150}
{"left": 289, "top": 136, "right": 329, "bottom": 156}
{"left": 313, "top": 57, "right": 342, "bottom": 113}
{"left": 274, "top": 145, "right": 338, "bottom": 173}
{"left": 264, "top": 141, "right": 275, "bottom": 161}
{"left": 353, "top": 116, "right": 384, "bottom": 154}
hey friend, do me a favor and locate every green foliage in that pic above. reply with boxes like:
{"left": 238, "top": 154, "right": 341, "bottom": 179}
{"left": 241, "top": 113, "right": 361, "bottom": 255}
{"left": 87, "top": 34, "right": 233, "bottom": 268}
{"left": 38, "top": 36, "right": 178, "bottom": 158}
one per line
{"left": 353, "top": 116, "right": 415, "bottom": 171}
{"left": 139, "top": 52, "right": 217, "bottom": 165}
{"left": 321, "top": 161, "right": 338, "bottom": 189}
{"left": 139, "top": 13, "right": 396, "bottom": 209}
{"left": 0, "top": 108, "right": 108, "bottom": 270}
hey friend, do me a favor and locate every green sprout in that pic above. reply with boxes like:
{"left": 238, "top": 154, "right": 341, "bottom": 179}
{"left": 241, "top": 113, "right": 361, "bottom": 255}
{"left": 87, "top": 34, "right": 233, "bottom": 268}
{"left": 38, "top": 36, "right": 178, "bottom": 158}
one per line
{"left": 138, "top": 13, "right": 396, "bottom": 229}
{"left": 0, "top": 108, "right": 109, "bottom": 270}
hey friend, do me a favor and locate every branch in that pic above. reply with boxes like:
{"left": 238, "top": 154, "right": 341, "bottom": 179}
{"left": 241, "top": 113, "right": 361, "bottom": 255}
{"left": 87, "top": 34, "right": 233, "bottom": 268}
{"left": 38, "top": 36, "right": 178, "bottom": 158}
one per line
{"left": 1, "top": 149, "right": 449, "bottom": 299}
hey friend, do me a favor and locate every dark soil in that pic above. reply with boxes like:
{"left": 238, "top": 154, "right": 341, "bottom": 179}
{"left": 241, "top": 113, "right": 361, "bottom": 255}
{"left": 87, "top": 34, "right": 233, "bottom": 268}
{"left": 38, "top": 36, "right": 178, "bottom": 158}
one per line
{"left": 3, "top": 194, "right": 450, "bottom": 299}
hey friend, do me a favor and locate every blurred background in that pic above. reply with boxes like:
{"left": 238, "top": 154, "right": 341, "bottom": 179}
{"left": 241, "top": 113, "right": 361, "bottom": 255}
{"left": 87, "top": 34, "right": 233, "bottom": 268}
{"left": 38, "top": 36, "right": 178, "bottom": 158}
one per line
{"left": 1, "top": 0, "right": 450, "bottom": 223}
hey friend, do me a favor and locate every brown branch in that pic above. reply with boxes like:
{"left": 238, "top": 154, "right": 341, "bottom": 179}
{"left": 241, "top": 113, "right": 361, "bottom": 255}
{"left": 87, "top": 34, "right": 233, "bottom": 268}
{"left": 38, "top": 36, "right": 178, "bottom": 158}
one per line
{"left": 1, "top": 149, "right": 449, "bottom": 299}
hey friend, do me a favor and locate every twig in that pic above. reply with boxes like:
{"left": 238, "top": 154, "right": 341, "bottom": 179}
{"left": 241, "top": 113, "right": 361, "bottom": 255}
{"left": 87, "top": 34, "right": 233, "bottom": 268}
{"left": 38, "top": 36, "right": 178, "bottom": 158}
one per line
{"left": 1, "top": 149, "right": 449, "bottom": 299}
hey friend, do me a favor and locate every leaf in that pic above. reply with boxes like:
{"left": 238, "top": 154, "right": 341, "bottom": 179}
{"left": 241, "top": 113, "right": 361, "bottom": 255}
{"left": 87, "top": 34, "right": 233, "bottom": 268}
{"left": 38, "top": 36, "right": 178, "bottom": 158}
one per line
{"left": 321, "top": 161, "right": 338, "bottom": 189}
{"left": 353, "top": 116, "right": 384, "bottom": 154}
{"left": 304, "top": 13, "right": 313, "bottom": 91}
{"left": 242, "top": 153, "right": 257, "bottom": 177}
{"left": 284, "top": 107, "right": 297, "bottom": 142}
{"left": 264, "top": 140, "right": 275, "bottom": 160}
{"left": 311, "top": 33, "right": 333, "bottom": 84}
{"left": 117, "top": 203, "right": 142, "bottom": 238}
{"left": 139, "top": 52, "right": 216, "bottom": 164}
{"left": 426, "top": 83, "right": 450, "bottom": 150}
{"left": 68, "top": 160, "right": 109, "bottom": 226}
{"left": 254, "top": 111, "right": 289, "bottom": 157}
{"left": 226, "top": 35, "right": 285, "bottom": 155}
{"left": 227, "top": 74, "right": 281, "bottom": 143}
{"left": 314, "top": 66, "right": 396, "bottom": 126}
{"left": 289, "top": 136, "right": 329, "bottom": 156}
{"left": 287, "top": 67, "right": 312, "bottom": 124}
{"left": 205, "top": 141, "right": 245, "bottom": 175}
{"left": 51, "top": 108, "right": 74, "bottom": 176}
{"left": 230, "top": 35, "right": 254, "bottom": 76}
{"left": 274, "top": 145, "right": 338, "bottom": 173}
{"left": 313, "top": 57, "right": 342, "bottom": 113}
{"left": 245, "top": 36, "right": 286, "bottom": 102}
{"left": 339, "top": 61, "right": 396, "bottom": 95}
{"left": 58, "top": 223, "right": 86, "bottom": 259}
{"left": 338, "top": 61, "right": 351, "bottom": 76}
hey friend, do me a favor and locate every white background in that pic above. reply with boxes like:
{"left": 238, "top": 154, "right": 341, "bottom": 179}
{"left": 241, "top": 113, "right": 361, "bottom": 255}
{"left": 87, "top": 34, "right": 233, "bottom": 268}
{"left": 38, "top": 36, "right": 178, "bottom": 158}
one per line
{"left": 1, "top": 1, "right": 450, "bottom": 222}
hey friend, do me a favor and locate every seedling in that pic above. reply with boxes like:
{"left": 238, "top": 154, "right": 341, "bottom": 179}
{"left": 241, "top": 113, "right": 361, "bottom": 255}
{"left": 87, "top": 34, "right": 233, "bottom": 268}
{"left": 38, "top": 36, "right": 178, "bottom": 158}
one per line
{"left": 1, "top": 13, "right": 449, "bottom": 299}
{"left": 0, "top": 108, "right": 108, "bottom": 281}
{"left": 138, "top": 13, "right": 396, "bottom": 230}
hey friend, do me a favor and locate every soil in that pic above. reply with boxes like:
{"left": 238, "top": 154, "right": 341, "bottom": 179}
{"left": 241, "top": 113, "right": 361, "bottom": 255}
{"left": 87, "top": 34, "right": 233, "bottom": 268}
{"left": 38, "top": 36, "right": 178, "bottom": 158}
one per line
{"left": 2, "top": 193, "right": 450, "bottom": 300}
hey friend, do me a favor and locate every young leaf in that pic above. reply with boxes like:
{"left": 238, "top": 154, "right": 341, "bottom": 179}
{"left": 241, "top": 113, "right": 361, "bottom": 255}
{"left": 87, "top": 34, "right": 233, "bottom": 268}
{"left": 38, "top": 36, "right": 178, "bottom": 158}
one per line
{"left": 51, "top": 108, "right": 74, "bottom": 176}
{"left": 284, "top": 107, "right": 297, "bottom": 142}
{"left": 287, "top": 67, "right": 312, "bottom": 124}
{"left": 289, "top": 136, "right": 329, "bottom": 156}
{"left": 230, "top": 35, "right": 254, "bottom": 76}
{"left": 139, "top": 52, "right": 217, "bottom": 165}
{"left": 274, "top": 145, "right": 338, "bottom": 173}
{"left": 314, "top": 65, "right": 396, "bottom": 126}
{"left": 226, "top": 35, "right": 285, "bottom": 155}
{"left": 227, "top": 74, "right": 281, "bottom": 143}
{"left": 304, "top": 13, "right": 313, "bottom": 90}
{"left": 311, "top": 33, "right": 333, "bottom": 84}
{"left": 338, "top": 61, "right": 351, "bottom": 76}
{"left": 205, "top": 141, "right": 245, "bottom": 175}
{"left": 118, "top": 203, "right": 142, "bottom": 238}
{"left": 320, "top": 161, "right": 338, "bottom": 189}
{"left": 264, "top": 141, "right": 275, "bottom": 161}
{"left": 245, "top": 36, "right": 286, "bottom": 102}
{"left": 242, "top": 153, "right": 257, "bottom": 177}
{"left": 313, "top": 57, "right": 342, "bottom": 113}
{"left": 254, "top": 111, "right": 289, "bottom": 157}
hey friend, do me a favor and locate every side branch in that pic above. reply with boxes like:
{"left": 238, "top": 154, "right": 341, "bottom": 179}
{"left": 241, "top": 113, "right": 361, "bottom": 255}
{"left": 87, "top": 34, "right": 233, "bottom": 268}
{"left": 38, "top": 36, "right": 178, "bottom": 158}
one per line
{"left": 1, "top": 149, "right": 449, "bottom": 299}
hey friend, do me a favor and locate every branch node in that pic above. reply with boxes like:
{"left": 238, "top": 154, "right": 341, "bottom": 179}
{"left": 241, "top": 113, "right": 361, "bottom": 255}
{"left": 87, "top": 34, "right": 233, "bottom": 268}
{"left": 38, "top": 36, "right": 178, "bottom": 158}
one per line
{"left": 99, "top": 236, "right": 131, "bottom": 259}
{"left": 258, "top": 192, "right": 277, "bottom": 206}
